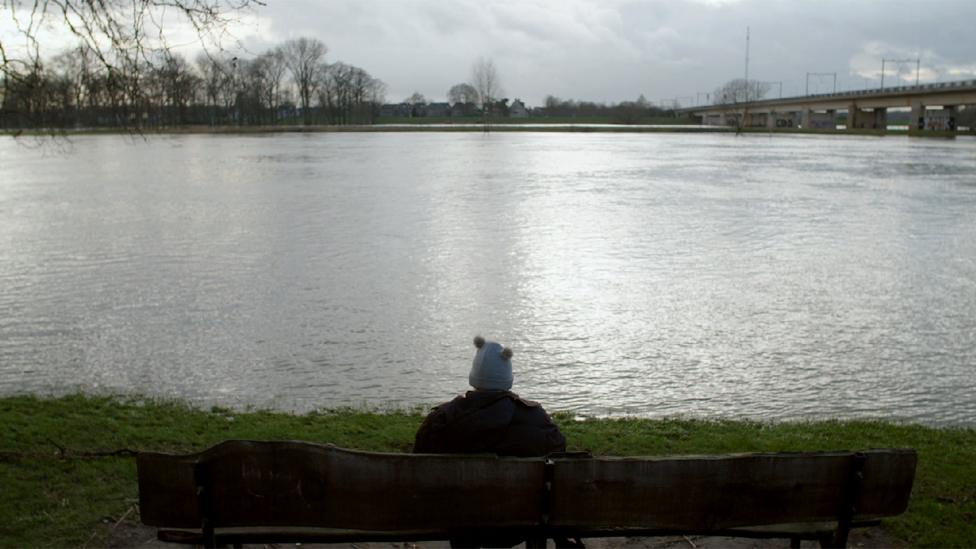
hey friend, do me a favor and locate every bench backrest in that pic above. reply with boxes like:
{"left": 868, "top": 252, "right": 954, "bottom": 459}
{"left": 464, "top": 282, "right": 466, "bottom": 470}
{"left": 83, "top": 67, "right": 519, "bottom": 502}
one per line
{"left": 138, "top": 440, "right": 916, "bottom": 532}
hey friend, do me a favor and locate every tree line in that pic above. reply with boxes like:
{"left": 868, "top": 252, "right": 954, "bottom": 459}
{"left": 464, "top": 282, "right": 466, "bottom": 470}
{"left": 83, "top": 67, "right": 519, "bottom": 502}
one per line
{"left": 541, "top": 95, "right": 676, "bottom": 123}
{"left": 0, "top": 37, "right": 387, "bottom": 130}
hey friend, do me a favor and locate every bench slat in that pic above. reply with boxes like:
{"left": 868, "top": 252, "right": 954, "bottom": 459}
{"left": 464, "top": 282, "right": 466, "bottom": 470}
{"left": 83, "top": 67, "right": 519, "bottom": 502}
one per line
{"left": 139, "top": 441, "right": 546, "bottom": 529}
{"left": 138, "top": 441, "right": 915, "bottom": 535}
{"left": 550, "top": 450, "right": 916, "bottom": 529}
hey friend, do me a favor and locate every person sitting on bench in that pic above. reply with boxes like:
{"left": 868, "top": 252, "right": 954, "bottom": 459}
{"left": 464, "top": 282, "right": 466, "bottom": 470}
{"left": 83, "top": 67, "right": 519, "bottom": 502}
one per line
{"left": 414, "top": 335, "right": 566, "bottom": 457}
{"left": 414, "top": 336, "right": 569, "bottom": 548}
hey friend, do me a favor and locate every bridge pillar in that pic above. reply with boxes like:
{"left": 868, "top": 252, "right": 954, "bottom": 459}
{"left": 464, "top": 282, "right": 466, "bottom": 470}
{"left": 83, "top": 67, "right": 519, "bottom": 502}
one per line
{"left": 847, "top": 102, "right": 861, "bottom": 129}
{"left": 910, "top": 100, "right": 925, "bottom": 132}
{"left": 802, "top": 109, "right": 814, "bottom": 129}
{"left": 945, "top": 105, "right": 958, "bottom": 131}
{"left": 872, "top": 108, "right": 887, "bottom": 130}
{"left": 827, "top": 109, "right": 837, "bottom": 130}
{"left": 766, "top": 111, "right": 777, "bottom": 129}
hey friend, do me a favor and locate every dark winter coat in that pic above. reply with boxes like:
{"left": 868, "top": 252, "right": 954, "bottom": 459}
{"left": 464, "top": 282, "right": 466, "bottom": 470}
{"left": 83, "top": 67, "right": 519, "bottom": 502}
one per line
{"left": 413, "top": 390, "right": 566, "bottom": 457}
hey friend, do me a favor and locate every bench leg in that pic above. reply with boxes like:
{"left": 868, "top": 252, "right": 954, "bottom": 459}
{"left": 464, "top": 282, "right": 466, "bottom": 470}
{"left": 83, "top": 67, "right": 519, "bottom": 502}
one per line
{"left": 790, "top": 536, "right": 801, "bottom": 548}
{"left": 832, "top": 527, "right": 850, "bottom": 548}
{"left": 201, "top": 518, "right": 215, "bottom": 549}
{"left": 818, "top": 529, "right": 849, "bottom": 549}
{"left": 526, "top": 538, "right": 547, "bottom": 549}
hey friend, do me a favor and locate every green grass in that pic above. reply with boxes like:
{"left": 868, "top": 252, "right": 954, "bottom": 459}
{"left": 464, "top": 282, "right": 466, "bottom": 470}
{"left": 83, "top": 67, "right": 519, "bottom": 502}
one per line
{"left": 1, "top": 394, "right": 973, "bottom": 547}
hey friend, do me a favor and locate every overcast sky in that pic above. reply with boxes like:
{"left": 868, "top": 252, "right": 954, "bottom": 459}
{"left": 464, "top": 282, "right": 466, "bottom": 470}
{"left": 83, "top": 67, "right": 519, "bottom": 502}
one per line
{"left": 5, "top": 0, "right": 976, "bottom": 107}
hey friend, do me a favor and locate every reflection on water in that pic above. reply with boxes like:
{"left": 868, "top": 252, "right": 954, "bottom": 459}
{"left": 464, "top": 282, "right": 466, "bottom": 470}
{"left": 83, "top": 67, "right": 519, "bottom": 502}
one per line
{"left": 1, "top": 132, "right": 975, "bottom": 425}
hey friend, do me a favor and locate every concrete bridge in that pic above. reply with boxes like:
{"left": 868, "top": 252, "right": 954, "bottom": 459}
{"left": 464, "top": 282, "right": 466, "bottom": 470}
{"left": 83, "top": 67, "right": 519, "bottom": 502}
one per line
{"left": 681, "top": 79, "right": 976, "bottom": 132}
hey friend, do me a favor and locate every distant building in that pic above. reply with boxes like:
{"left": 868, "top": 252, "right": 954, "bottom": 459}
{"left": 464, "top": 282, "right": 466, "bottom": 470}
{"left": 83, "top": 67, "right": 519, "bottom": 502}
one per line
{"left": 450, "top": 102, "right": 479, "bottom": 117}
{"left": 509, "top": 99, "right": 529, "bottom": 118}
{"left": 409, "top": 103, "right": 427, "bottom": 117}
{"left": 426, "top": 102, "right": 451, "bottom": 117}
{"left": 379, "top": 103, "right": 412, "bottom": 117}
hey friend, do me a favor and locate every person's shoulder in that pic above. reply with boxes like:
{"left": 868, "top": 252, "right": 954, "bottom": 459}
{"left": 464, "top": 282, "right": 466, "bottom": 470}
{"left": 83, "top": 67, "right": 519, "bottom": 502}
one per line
{"left": 509, "top": 393, "right": 542, "bottom": 408}
{"left": 433, "top": 393, "right": 467, "bottom": 411}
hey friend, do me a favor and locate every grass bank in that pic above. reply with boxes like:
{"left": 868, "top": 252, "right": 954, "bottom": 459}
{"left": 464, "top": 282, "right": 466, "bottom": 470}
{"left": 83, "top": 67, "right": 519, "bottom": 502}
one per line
{"left": 1, "top": 394, "right": 973, "bottom": 547}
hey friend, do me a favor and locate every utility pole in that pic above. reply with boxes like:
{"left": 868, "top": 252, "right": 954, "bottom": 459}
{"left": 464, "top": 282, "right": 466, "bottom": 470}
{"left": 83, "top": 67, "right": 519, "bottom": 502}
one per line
{"left": 744, "top": 26, "right": 750, "bottom": 102}
{"left": 753, "top": 80, "right": 783, "bottom": 99}
{"left": 881, "top": 58, "right": 920, "bottom": 90}
{"left": 806, "top": 72, "right": 837, "bottom": 95}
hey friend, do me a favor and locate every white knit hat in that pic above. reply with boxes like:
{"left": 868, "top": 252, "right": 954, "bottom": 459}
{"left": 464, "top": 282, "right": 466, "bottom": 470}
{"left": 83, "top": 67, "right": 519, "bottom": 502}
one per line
{"left": 469, "top": 336, "right": 514, "bottom": 391}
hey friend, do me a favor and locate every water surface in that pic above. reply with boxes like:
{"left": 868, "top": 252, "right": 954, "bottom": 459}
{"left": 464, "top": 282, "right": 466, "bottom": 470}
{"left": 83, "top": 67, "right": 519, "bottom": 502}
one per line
{"left": 1, "top": 132, "right": 974, "bottom": 425}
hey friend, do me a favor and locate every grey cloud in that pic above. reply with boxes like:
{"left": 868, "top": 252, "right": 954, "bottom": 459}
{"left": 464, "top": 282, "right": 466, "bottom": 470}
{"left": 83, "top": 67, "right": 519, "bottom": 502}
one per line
{"left": 247, "top": 0, "right": 975, "bottom": 105}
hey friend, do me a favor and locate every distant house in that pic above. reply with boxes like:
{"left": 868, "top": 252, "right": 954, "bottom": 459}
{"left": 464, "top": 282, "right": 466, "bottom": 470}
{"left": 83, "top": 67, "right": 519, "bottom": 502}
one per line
{"left": 426, "top": 102, "right": 451, "bottom": 117}
{"left": 379, "top": 103, "right": 412, "bottom": 117}
{"left": 509, "top": 99, "right": 529, "bottom": 118}
{"left": 450, "top": 102, "right": 479, "bottom": 117}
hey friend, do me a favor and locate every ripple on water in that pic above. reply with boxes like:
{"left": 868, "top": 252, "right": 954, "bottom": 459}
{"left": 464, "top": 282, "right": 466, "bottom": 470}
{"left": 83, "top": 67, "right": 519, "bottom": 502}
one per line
{"left": 0, "top": 133, "right": 975, "bottom": 425}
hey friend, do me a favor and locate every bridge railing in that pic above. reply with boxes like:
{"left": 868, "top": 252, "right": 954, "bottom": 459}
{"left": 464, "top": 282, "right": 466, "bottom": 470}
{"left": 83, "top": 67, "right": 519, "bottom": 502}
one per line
{"left": 808, "top": 79, "right": 975, "bottom": 100}
{"left": 690, "top": 79, "right": 976, "bottom": 110}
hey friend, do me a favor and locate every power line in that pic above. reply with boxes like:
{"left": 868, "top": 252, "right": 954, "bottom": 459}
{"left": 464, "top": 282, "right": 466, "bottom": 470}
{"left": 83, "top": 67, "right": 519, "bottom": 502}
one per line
{"left": 881, "top": 58, "right": 920, "bottom": 89}
{"left": 805, "top": 72, "right": 836, "bottom": 95}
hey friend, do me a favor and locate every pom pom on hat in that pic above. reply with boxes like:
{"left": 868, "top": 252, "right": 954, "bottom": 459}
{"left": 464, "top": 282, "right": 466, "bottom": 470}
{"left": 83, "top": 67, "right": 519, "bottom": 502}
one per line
{"left": 469, "top": 336, "right": 514, "bottom": 391}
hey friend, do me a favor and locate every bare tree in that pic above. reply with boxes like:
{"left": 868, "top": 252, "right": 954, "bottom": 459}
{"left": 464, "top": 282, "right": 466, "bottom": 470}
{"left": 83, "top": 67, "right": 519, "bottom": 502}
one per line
{"left": 447, "top": 82, "right": 477, "bottom": 116}
{"left": 319, "top": 62, "right": 385, "bottom": 125}
{"left": 237, "top": 57, "right": 272, "bottom": 124}
{"left": 712, "top": 78, "right": 771, "bottom": 131}
{"left": 252, "top": 48, "right": 287, "bottom": 123}
{"left": 447, "top": 83, "right": 477, "bottom": 105}
{"left": 471, "top": 57, "right": 502, "bottom": 128}
{"left": 49, "top": 47, "right": 92, "bottom": 126}
{"left": 363, "top": 74, "right": 386, "bottom": 121}
{"left": 713, "top": 78, "right": 771, "bottom": 105}
{"left": 196, "top": 53, "right": 232, "bottom": 125}
{"left": 344, "top": 66, "right": 383, "bottom": 123}
{"left": 405, "top": 91, "right": 426, "bottom": 105}
{"left": 0, "top": 20, "right": 394, "bottom": 131}
{"left": 402, "top": 91, "right": 425, "bottom": 117}
{"left": 141, "top": 53, "right": 195, "bottom": 126}
{"left": 319, "top": 61, "right": 349, "bottom": 124}
{"left": 1, "top": 0, "right": 260, "bottom": 129}
{"left": 282, "top": 37, "right": 327, "bottom": 125}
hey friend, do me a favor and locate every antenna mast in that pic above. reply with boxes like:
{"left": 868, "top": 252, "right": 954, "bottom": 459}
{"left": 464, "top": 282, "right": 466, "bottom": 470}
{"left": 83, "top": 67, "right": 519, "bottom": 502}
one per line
{"left": 745, "top": 27, "right": 750, "bottom": 101}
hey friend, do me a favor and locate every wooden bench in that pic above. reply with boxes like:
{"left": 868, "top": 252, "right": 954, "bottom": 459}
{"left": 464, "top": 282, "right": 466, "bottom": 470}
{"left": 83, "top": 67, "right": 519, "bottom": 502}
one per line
{"left": 137, "top": 440, "right": 916, "bottom": 548}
